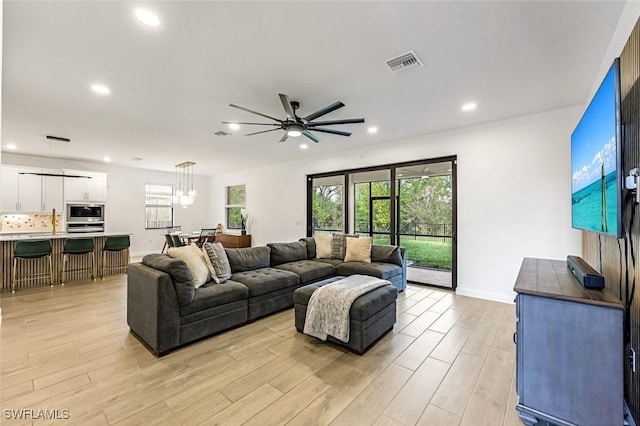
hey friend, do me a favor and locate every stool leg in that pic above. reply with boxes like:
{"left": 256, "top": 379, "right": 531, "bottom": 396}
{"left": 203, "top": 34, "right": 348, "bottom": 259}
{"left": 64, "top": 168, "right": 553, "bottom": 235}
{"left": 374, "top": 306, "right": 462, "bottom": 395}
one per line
{"left": 102, "top": 251, "right": 106, "bottom": 280}
{"left": 48, "top": 255, "right": 53, "bottom": 287}
{"left": 90, "top": 252, "right": 96, "bottom": 281}
{"left": 61, "top": 254, "right": 67, "bottom": 285}
{"left": 12, "top": 258, "right": 17, "bottom": 293}
{"left": 126, "top": 248, "right": 130, "bottom": 272}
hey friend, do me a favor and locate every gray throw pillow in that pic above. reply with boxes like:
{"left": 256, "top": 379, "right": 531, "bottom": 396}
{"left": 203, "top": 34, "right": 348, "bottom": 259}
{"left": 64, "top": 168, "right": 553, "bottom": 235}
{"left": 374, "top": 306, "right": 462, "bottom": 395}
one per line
{"left": 331, "top": 233, "right": 359, "bottom": 259}
{"left": 202, "top": 242, "right": 232, "bottom": 284}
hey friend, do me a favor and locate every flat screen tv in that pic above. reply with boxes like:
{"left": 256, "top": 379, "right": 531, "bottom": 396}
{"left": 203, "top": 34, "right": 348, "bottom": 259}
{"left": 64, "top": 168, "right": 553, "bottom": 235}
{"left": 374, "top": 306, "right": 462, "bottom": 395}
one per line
{"left": 571, "top": 58, "right": 623, "bottom": 238}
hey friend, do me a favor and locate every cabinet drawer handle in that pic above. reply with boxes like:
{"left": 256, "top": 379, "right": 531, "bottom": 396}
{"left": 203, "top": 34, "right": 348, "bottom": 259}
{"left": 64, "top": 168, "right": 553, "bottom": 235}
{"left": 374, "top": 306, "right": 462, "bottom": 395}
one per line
{"left": 513, "top": 332, "right": 517, "bottom": 345}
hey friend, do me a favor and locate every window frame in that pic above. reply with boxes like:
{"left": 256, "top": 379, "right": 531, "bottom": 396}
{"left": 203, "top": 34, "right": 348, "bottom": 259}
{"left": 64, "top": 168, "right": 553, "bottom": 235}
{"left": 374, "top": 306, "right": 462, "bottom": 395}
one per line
{"left": 144, "top": 184, "right": 175, "bottom": 230}
{"left": 225, "top": 184, "right": 246, "bottom": 229}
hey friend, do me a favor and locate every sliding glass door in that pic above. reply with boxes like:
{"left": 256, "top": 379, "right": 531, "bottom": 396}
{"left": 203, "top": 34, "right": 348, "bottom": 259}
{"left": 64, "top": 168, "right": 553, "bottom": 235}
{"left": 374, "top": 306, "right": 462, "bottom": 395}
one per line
{"left": 306, "top": 156, "right": 457, "bottom": 290}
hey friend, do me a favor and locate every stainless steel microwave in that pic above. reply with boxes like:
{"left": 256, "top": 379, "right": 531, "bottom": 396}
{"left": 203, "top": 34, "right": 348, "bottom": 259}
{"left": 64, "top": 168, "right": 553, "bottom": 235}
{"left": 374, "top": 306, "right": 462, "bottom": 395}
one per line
{"left": 66, "top": 203, "right": 105, "bottom": 223}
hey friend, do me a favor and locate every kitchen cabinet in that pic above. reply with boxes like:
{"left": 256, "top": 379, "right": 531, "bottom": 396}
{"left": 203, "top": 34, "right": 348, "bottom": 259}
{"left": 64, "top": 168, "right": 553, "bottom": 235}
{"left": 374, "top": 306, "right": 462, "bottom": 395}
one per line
{"left": 514, "top": 258, "right": 624, "bottom": 426}
{"left": 42, "top": 173, "right": 64, "bottom": 212}
{"left": 0, "top": 166, "right": 65, "bottom": 213}
{"left": 63, "top": 171, "right": 107, "bottom": 202}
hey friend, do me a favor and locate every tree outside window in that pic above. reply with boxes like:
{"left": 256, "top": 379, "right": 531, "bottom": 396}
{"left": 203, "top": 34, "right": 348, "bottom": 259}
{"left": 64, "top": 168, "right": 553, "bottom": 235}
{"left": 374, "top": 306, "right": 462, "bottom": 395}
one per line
{"left": 226, "top": 185, "right": 246, "bottom": 229}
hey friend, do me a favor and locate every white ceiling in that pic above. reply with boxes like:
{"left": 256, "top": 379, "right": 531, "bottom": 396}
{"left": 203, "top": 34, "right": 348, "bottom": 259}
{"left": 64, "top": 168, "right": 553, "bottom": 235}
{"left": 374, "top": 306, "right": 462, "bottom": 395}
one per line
{"left": 1, "top": 1, "right": 625, "bottom": 176}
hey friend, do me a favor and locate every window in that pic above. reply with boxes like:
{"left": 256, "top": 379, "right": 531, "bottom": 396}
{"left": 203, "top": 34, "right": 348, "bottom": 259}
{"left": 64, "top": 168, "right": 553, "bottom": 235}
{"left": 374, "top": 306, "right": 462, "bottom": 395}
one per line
{"left": 145, "top": 184, "right": 174, "bottom": 229}
{"left": 226, "top": 185, "right": 246, "bottom": 229}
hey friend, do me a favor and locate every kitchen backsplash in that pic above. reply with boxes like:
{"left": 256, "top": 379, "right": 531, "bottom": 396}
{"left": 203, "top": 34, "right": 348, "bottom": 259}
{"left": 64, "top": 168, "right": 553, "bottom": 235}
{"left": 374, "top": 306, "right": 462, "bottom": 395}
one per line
{"left": 0, "top": 214, "right": 63, "bottom": 233}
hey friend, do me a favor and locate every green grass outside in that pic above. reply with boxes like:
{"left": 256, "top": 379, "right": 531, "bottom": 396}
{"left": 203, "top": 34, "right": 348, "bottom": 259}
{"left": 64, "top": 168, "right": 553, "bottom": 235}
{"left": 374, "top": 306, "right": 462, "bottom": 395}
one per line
{"left": 373, "top": 237, "right": 452, "bottom": 270}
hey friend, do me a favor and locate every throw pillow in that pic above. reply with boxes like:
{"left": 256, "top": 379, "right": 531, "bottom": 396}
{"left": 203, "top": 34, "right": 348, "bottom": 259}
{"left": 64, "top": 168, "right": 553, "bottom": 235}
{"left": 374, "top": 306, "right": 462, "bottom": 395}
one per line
{"left": 167, "top": 245, "right": 210, "bottom": 288}
{"left": 344, "top": 237, "right": 372, "bottom": 263}
{"left": 314, "top": 234, "right": 333, "bottom": 258}
{"left": 202, "top": 242, "right": 232, "bottom": 284}
{"left": 331, "top": 233, "right": 359, "bottom": 259}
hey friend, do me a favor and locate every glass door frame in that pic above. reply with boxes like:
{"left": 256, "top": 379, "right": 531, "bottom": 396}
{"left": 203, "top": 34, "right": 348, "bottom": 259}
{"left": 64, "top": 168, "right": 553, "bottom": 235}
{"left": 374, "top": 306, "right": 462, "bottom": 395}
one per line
{"left": 306, "top": 155, "right": 457, "bottom": 290}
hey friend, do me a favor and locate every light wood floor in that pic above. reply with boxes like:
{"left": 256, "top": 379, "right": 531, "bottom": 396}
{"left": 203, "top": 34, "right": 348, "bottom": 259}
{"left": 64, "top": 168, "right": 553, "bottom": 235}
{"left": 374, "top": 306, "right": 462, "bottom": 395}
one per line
{"left": 0, "top": 275, "right": 520, "bottom": 426}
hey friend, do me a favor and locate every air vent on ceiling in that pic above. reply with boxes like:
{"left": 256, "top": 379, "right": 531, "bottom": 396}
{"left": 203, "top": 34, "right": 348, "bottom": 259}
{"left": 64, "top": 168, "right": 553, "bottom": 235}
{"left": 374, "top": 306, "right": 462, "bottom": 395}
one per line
{"left": 385, "top": 50, "right": 424, "bottom": 73}
{"left": 214, "top": 130, "right": 231, "bottom": 136}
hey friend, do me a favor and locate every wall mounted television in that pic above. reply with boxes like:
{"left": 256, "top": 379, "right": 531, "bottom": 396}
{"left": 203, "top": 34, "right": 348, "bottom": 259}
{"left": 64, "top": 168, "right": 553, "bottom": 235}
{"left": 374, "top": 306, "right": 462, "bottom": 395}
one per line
{"left": 571, "top": 58, "right": 623, "bottom": 238}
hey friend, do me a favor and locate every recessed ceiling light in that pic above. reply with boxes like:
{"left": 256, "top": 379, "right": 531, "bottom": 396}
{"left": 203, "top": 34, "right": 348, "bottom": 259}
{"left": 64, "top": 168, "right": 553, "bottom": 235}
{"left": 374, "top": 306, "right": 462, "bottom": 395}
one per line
{"left": 6, "top": 143, "right": 17, "bottom": 150}
{"left": 228, "top": 123, "right": 240, "bottom": 130}
{"left": 91, "top": 84, "right": 110, "bottom": 95}
{"left": 300, "top": 143, "right": 308, "bottom": 150}
{"left": 461, "top": 102, "right": 477, "bottom": 111}
{"left": 135, "top": 8, "right": 160, "bottom": 27}
{"left": 368, "top": 126, "right": 378, "bottom": 134}
{"left": 103, "top": 156, "right": 111, "bottom": 162}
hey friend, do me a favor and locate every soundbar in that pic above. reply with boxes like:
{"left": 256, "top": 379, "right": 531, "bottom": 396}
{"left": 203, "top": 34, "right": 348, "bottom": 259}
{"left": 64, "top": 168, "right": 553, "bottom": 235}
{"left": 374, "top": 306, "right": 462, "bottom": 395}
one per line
{"left": 567, "top": 255, "right": 605, "bottom": 289}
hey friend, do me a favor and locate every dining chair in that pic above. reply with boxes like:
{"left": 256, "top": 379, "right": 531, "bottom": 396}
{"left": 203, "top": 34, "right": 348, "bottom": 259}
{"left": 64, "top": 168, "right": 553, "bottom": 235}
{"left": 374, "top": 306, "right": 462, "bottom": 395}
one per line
{"left": 195, "top": 228, "right": 217, "bottom": 248}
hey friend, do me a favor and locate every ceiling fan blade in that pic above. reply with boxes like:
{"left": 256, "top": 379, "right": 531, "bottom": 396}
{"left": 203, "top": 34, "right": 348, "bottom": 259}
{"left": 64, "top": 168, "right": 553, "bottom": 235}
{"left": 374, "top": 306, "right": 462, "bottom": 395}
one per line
{"left": 309, "top": 127, "right": 352, "bottom": 137}
{"left": 307, "top": 118, "right": 365, "bottom": 126}
{"left": 279, "top": 132, "right": 289, "bottom": 143}
{"left": 229, "top": 104, "right": 283, "bottom": 123}
{"left": 245, "top": 128, "right": 281, "bottom": 136}
{"left": 279, "top": 94, "right": 296, "bottom": 119}
{"left": 302, "top": 130, "right": 320, "bottom": 143}
{"left": 303, "top": 101, "right": 345, "bottom": 122}
{"left": 222, "top": 121, "right": 280, "bottom": 126}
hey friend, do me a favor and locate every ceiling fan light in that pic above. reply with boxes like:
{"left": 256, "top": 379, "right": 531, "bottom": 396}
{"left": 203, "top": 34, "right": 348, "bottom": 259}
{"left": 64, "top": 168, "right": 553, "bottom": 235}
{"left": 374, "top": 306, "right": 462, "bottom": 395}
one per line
{"left": 287, "top": 130, "right": 302, "bottom": 137}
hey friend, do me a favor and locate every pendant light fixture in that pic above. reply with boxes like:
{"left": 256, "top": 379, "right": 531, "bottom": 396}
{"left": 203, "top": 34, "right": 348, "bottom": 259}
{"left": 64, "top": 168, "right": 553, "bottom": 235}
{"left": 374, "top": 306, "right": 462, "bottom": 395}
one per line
{"left": 174, "top": 161, "right": 197, "bottom": 208}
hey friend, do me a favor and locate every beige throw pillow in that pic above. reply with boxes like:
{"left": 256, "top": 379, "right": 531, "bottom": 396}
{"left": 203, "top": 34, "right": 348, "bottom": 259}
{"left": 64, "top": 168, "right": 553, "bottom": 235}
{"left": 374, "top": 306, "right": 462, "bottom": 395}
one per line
{"left": 315, "top": 234, "right": 333, "bottom": 258}
{"left": 167, "top": 245, "right": 210, "bottom": 288}
{"left": 344, "top": 237, "right": 372, "bottom": 263}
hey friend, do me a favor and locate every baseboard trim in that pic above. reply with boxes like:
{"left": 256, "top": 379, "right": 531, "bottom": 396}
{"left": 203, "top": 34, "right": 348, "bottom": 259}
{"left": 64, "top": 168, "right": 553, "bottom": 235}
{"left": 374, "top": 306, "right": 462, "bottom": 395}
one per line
{"left": 456, "top": 287, "right": 516, "bottom": 304}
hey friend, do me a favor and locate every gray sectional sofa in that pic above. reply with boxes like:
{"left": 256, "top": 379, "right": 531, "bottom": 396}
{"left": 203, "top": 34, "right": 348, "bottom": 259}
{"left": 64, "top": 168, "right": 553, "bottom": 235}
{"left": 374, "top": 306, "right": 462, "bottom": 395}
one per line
{"left": 127, "top": 238, "right": 406, "bottom": 356}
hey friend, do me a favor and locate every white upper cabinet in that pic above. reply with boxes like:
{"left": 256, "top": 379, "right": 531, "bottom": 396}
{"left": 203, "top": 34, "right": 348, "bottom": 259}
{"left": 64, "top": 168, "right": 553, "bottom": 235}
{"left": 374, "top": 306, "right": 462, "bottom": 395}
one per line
{"left": 42, "top": 172, "right": 64, "bottom": 212}
{"left": 63, "top": 170, "right": 107, "bottom": 202}
{"left": 1, "top": 167, "right": 20, "bottom": 212}
{"left": 18, "top": 172, "right": 43, "bottom": 212}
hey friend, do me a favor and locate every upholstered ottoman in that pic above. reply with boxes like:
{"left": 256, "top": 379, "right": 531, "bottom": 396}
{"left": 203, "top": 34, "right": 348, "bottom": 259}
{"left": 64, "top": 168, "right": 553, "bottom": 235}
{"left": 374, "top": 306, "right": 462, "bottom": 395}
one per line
{"left": 293, "top": 276, "right": 398, "bottom": 354}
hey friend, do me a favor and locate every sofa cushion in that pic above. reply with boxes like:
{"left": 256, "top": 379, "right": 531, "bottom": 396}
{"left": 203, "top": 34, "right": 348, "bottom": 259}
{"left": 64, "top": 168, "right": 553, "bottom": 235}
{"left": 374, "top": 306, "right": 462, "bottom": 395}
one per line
{"left": 344, "top": 237, "right": 372, "bottom": 263}
{"left": 226, "top": 246, "right": 271, "bottom": 273}
{"left": 231, "top": 267, "right": 300, "bottom": 297}
{"left": 179, "top": 280, "right": 249, "bottom": 317}
{"left": 371, "top": 245, "right": 403, "bottom": 267}
{"left": 267, "top": 241, "right": 307, "bottom": 266}
{"left": 167, "top": 245, "right": 210, "bottom": 288}
{"left": 315, "top": 234, "right": 333, "bottom": 258}
{"left": 274, "top": 260, "right": 336, "bottom": 284}
{"left": 202, "top": 242, "right": 232, "bottom": 284}
{"left": 142, "top": 254, "right": 195, "bottom": 306}
{"left": 315, "top": 258, "right": 344, "bottom": 266}
{"left": 299, "top": 237, "right": 316, "bottom": 259}
{"left": 337, "top": 262, "right": 403, "bottom": 281}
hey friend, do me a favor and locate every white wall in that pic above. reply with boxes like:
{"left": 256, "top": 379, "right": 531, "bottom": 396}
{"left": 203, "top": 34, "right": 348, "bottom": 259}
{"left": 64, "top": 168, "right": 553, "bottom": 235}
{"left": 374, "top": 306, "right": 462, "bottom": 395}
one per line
{"left": 2, "top": 153, "right": 211, "bottom": 256}
{"left": 209, "top": 106, "right": 584, "bottom": 303}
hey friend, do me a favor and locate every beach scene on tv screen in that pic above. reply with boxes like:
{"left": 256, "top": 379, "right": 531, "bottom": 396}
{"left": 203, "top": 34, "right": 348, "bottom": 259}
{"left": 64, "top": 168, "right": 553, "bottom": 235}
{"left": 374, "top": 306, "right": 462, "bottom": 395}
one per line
{"left": 571, "top": 66, "right": 618, "bottom": 236}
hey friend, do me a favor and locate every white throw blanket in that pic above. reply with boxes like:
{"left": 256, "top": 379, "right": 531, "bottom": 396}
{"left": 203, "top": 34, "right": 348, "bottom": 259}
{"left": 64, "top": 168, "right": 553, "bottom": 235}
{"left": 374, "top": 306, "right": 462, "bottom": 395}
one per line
{"left": 303, "top": 274, "right": 390, "bottom": 343}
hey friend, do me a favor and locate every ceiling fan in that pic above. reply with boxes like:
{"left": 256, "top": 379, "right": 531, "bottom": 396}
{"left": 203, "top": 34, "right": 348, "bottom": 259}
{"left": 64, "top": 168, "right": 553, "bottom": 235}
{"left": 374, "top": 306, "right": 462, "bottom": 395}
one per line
{"left": 223, "top": 94, "right": 365, "bottom": 143}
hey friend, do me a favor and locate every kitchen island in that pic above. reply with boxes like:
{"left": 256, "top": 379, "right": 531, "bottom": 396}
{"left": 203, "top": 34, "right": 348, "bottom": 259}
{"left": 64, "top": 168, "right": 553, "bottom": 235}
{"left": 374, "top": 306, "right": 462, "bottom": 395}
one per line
{"left": 0, "top": 232, "right": 131, "bottom": 292}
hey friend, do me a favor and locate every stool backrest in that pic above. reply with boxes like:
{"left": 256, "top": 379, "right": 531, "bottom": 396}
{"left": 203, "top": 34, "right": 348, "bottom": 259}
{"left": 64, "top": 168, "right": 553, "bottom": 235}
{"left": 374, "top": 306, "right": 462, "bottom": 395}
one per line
{"left": 195, "top": 228, "right": 217, "bottom": 248}
{"left": 104, "top": 235, "right": 130, "bottom": 251}
{"left": 64, "top": 238, "right": 95, "bottom": 254}
{"left": 14, "top": 240, "right": 52, "bottom": 258}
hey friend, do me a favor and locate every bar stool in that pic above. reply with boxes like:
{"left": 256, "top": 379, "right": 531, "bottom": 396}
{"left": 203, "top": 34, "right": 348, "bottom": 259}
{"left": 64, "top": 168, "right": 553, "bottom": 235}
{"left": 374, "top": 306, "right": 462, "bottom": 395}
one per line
{"left": 12, "top": 240, "right": 53, "bottom": 293}
{"left": 61, "top": 238, "right": 96, "bottom": 285}
{"left": 101, "top": 235, "right": 130, "bottom": 279}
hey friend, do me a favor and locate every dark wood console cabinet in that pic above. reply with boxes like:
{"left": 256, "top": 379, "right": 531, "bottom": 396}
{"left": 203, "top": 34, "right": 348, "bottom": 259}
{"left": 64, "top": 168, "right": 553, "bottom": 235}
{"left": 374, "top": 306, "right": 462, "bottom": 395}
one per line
{"left": 514, "top": 258, "right": 624, "bottom": 426}
{"left": 215, "top": 233, "right": 251, "bottom": 248}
